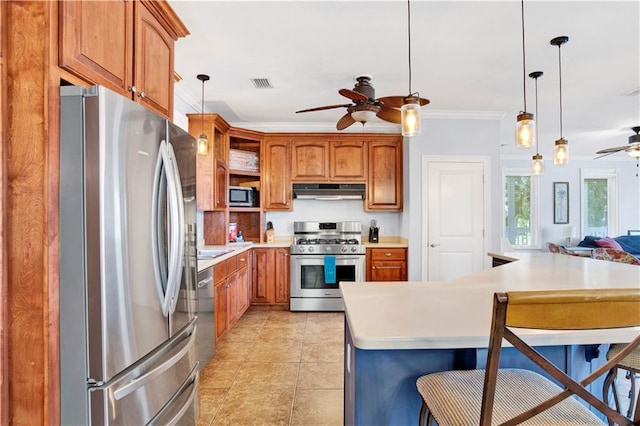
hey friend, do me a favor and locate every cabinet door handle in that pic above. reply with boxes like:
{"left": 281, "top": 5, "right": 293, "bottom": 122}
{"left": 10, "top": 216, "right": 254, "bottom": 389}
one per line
{"left": 137, "top": 91, "right": 146, "bottom": 99}
{"left": 239, "top": 258, "right": 246, "bottom": 262}
{"left": 384, "top": 252, "right": 392, "bottom": 257}
{"left": 128, "top": 85, "right": 137, "bottom": 93}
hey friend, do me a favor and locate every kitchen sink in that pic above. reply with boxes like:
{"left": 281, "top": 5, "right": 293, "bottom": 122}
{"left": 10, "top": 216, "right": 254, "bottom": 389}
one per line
{"left": 197, "top": 248, "right": 233, "bottom": 259}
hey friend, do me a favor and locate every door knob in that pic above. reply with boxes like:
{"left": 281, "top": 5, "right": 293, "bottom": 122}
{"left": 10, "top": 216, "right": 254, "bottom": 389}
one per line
{"left": 429, "top": 243, "right": 440, "bottom": 248}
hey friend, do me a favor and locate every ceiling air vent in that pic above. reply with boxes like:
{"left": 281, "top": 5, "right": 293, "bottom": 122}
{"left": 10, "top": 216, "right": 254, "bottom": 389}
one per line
{"left": 251, "top": 78, "right": 273, "bottom": 89}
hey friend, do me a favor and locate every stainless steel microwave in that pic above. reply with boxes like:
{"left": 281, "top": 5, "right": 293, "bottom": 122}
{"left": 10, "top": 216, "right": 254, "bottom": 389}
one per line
{"left": 229, "top": 186, "right": 256, "bottom": 207}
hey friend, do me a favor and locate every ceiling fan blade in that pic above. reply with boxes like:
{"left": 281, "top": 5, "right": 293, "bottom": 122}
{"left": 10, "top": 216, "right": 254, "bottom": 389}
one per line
{"left": 336, "top": 113, "right": 356, "bottom": 130}
{"left": 377, "top": 96, "right": 404, "bottom": 108}
{"left": 595, "top": 145, "right": 627, "bottom": 154}
{"left": 296, "top": 104, "right": 351, "bottom": 113}
{"left": 376, "top": 106, "right": 401, "bottom": 124}
{"left": 338, "top": 88, "right": 368, "bottom": 102}
{"left": 594, "top": 151, "right": 617, "bottom": 160}
{"left": 378, "top": 96, "right": 430, "bottom": 108}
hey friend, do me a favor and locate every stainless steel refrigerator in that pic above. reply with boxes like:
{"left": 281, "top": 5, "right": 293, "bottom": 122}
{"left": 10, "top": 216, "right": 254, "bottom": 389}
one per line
{"left": 60, "top": 85, "right": 199, "bottom": 425}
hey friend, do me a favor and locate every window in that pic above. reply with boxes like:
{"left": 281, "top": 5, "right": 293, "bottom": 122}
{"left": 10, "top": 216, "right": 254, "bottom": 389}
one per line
{"left": 503, "top": 169, "right": 540, "bottom": 249}
{"left": 581, "top": 169, "right": 618, "bottom": 237}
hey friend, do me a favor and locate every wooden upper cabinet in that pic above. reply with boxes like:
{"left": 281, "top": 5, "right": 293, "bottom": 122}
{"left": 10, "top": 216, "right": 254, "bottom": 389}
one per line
{"left": 133, "top": 2, "right": 174, "bottom": 118}
{"left": 291, "top": 139, "right": 329, "bottom": 182}
{"left": 263, "top": 136, "right": 292, "bottom": 211}
{"left": 330, "top": 139, "right": 367, "bottom": 181}
{"left": 59, "top": 1, "right": 133, "bottom": 93}
{"left": 366, "top": 136, "right": 403, "bottom": 211}
{"left": 188, "top": 113, "right": 230, "bottom": 211}
{"left": 58, "top": 0, "right": 188, "bottom": 119}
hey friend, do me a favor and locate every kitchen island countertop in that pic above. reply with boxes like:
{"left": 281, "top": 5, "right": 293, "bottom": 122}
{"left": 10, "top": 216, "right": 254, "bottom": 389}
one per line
{"left": 341, "top": 252, "right": 640, "bottom": 350}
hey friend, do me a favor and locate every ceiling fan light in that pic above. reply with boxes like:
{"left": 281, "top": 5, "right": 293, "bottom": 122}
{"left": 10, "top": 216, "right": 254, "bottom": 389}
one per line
{"left": 351, "top": 109, "right": 377, "bottom": 124}
{"left": 626, "top": 147, "right": 640, "bottom": 158}
{"left": 401, "top": 98, "right": 421, "bottom": 137}
{"left": 516, "top": 112, "right": 535, "bottom": 147}
{"left": 554, "top": 137, "right": 569, "bottom": 165}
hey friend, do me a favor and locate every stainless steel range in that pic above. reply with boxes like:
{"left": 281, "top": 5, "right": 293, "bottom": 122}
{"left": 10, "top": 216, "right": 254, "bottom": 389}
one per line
{"left": 290, "top": 221, "right": 365, "bottom": 311}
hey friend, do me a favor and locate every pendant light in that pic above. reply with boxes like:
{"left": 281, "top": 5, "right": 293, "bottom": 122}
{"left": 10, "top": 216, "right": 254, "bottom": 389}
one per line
{"left": 550, "top": 36, "right": 569, "bottom": 165}
{"left": 516, "top": 0, "right": 534, "bottom": 148}
{"left": 401, "top": 0, "right": 421, "bottom": 137}
{"left": 529, "top": 71, "right": 543, "bottom": 174}
{"left": 196, "top": 74, "right": 210, "bottom": 156}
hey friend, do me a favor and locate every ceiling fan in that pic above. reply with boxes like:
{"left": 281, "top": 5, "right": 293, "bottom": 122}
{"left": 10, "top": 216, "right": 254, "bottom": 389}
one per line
{"left": 295, "top": 75, "right": 429, "bottom": 130}
{"left": 595, "top": 126, "right": 640, "bottom": 159}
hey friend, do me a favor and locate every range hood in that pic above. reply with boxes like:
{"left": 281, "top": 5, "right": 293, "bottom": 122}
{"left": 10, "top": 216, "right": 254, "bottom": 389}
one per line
{"left": 292, "top": 183, "right": 366, "bottom": 200}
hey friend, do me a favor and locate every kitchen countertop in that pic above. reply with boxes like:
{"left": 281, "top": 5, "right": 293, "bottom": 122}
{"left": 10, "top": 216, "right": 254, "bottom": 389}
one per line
{"left": 197, "top": 238, "right": 293, "bottom": 271}
{"left": 362, "top": 236, "right": 408, "bottom": 248}
{"left": 196, "top": 236, "right": 407, "bottom": 271}
{"left": 341, "top": 252, "right": 640, "bottom": 350}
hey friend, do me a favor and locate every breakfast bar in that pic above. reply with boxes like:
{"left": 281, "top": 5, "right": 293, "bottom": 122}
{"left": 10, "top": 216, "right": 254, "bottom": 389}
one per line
{"left": 341, "top": 253, "right": 640, "bottom": 425}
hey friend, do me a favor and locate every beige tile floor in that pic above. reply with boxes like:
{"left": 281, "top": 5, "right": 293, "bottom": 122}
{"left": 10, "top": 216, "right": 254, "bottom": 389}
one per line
{"left": 196, "top": 308, "right": 639, "bottom": 425}
{"left": 197, "top": 308, "right": 345, "bottom": 426}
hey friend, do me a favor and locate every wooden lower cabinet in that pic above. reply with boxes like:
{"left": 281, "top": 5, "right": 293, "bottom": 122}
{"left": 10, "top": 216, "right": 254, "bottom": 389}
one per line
{"left": 213, "top": 251, "right": 251, "bottom": 344}
{"left": 366, "top": 248, "right": 408, "bottom": 281}
{"left": 214, "top": 280, "right": 228, "bottom": 342}
{"left": 252, "top": 247, "right": 290, "bottom": 307}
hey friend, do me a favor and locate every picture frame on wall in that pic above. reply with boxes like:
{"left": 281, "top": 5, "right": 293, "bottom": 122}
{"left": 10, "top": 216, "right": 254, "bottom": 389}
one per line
{"left": 553, "top": 182, "right": 569, "bottom": 224}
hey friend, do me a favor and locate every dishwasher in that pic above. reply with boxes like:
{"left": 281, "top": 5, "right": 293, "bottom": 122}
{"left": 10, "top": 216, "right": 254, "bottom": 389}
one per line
{"left": 196, "top": 266, "right": 216, "bottom": 369}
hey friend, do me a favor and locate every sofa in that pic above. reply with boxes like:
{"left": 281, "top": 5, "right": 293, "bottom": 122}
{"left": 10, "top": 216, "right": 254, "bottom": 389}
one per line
{"left": 577, "top": 235, "right": 640, "bottom": 261}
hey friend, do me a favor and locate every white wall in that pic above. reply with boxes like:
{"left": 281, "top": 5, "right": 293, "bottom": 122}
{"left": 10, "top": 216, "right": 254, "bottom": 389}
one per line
{"left": 501, "top": 156, "right": 640, "bottom": 245}
{"left": 402, "top": 118, "right": 503, "bottom": 280}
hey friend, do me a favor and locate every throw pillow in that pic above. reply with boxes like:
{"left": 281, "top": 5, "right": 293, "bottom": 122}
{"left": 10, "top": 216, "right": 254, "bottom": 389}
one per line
{"left": 595, "top": 237, "right": 623, "bottom": 251}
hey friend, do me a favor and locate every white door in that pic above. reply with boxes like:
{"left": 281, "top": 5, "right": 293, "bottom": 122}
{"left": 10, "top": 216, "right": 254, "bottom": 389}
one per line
{"left": 423, "top": 158, "right": 488, "bottom": 281}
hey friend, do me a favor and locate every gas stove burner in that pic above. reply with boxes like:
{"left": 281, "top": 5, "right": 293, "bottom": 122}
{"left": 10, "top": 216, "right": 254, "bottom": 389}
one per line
{"left": 296, "top": 238, "right": 361, "bottom": 246}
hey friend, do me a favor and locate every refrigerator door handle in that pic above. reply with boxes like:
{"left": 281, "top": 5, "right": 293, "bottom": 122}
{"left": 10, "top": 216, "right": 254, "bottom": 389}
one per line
{"left": 152, "top": 141, "right": 181, "bottom": 317}
{"left": 148, "top": 365, "right": 199, "bottom": 426}
{"left": 112, "top": 326, "right": 197, "bottom": 401}
{"left": 151, "top": 141, "right": 168, "bottom": 313}
{"left": 165, "top": 142, "right": 185, "bottom": 315}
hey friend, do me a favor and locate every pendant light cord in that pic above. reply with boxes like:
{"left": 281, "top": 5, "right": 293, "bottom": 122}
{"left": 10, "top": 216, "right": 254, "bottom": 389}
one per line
{"left": 200, "top": 80, "right": 205, "bottom": 134}
{"left": 557, "top": 45, "right": 563, "bottom": 138}
{"left": 407, "top": 0, "right": 413, "bottom": 95}
{"left": 521, "top": 0, "right": 527, "bottom": 111}
{"left": 534, "top": 76, "right": 539, "bottom": 153}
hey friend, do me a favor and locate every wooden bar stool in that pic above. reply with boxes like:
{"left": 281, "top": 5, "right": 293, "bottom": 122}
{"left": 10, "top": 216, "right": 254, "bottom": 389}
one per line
{"left": 603, "top": 344, "right": 640, "bottom": 422}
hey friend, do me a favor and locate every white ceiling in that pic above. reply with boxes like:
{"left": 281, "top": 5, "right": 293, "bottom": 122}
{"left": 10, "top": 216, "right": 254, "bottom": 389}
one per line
{"left": 169, "top": 0, "right": 639, "bottom": 158}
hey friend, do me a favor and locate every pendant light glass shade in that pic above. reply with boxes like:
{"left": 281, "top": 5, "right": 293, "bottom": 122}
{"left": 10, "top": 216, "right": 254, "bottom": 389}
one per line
{"left": 516, "top": 0, "right": 534, "bottom": 148}
{"left": 517, "top": 113, "right": 534, "bottom": 148}
{"left": 197, "top": 134, "right": 209, "bottom": 155}
{"left": 196, "top": 74, "right": 210, "bottom": 156}
{"left": 554, "top": 137, "right": 569, "bottom": 164}
{"left": 551, "top": 36, "right": 569, "bottom": 165}
{"left": 401, "top": 97, "right": 421, "bottom": 136}
{"left": 532, "top": 153, "right": 544, "bottom": 174}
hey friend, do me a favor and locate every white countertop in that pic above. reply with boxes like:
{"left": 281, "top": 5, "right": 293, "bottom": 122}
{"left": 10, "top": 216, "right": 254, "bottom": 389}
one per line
{"left": 341, "top": 252, "right": 640, "bottom": 350}
{"left": 197, "top": 238, "right": 293, "bottom": 271}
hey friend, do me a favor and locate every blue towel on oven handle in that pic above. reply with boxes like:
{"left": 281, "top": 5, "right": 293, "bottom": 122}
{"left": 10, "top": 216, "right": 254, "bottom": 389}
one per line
{"left": 324, "top": 255, "right": 336, "bottom": 284}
